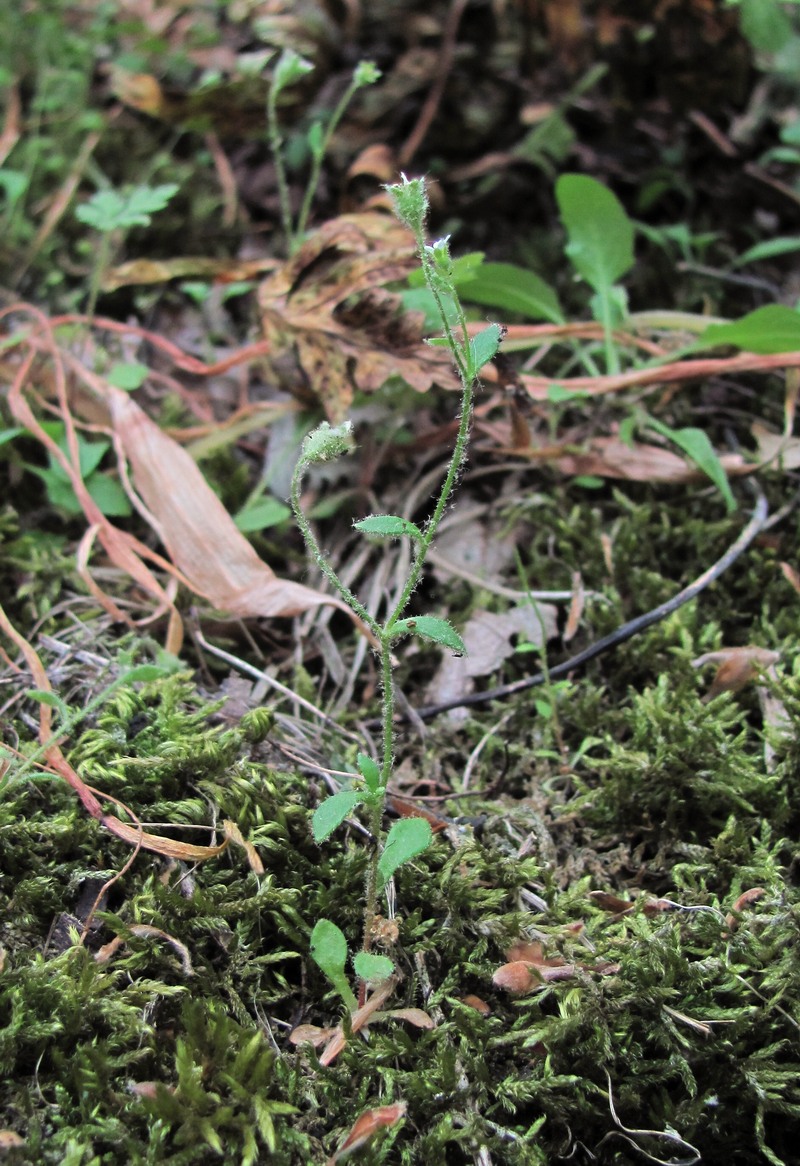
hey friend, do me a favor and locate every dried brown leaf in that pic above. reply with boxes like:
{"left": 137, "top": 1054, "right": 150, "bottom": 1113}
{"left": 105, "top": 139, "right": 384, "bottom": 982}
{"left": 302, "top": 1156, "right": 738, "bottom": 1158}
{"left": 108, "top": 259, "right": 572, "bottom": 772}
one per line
{"left": 258, "top": 213, "right": 459, "bottom": 421}
{"left": 327, "top": 1102, "right": 407, "bottom": 1164}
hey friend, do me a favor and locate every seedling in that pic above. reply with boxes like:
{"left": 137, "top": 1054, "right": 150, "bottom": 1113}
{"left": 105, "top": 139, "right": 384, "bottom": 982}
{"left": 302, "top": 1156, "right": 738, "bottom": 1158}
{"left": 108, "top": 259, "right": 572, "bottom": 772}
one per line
{"left": 266, "top": 50, "right": 381, "bottom": 254}
{"left": 290, "top": 176, "right": 503, "bottom": 991}
{"left": 74, "top": 182, "right": 179, "bottom": 318}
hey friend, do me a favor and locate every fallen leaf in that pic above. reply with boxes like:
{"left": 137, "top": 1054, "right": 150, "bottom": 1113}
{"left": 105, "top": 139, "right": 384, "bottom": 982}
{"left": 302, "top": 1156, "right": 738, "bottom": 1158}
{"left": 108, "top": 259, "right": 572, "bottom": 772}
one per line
{"left": 258, "top": 213, "right": 459, "bottom": 421}
{"left": 725, "top": 887, "right": 767, "bottom": 932}
{"left": 106, "top": 387, "right": 360, "bottom": 626}
{"left": 327, "top": 1102, "right": 407, "bottom": 1164}
{"left": 691, "top": 646, "right": 780, "bottom": 701}
{"left": 459, "top": 995, "right": 491, "bottom": 1015}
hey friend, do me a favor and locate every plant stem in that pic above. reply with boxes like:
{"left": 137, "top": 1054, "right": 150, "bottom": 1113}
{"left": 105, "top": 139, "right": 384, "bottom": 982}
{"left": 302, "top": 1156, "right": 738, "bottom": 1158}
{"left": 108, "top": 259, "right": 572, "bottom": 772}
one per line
{"left": 289, "top": 472, "right": 381, "bottom": 638}
{"left": 266, "top": 86, "right": 295, "bottom": 254}
{"left": 295, "top": 77, "right": 360, "bottom": 245}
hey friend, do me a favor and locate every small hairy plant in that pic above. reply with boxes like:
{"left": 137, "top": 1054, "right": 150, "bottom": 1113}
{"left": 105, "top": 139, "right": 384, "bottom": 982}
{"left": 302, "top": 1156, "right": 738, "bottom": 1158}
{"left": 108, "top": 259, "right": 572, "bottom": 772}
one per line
{"left": 267, "top": 49, "right": 381, "bottom": 254}
{"left": 290, "top": 176, "right": 504, "bottom": 996}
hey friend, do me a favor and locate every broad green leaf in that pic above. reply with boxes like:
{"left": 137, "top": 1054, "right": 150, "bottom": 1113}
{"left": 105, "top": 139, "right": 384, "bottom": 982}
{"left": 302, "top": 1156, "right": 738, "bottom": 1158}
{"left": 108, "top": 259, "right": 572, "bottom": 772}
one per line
{"left": 738, "top": 0, "right": 793, "bottom": 53}
{"left": 0, "top": 426, "right": 23, "bottom": 447}
{"left": 309, "top": 919, "right": 357, "bottom": 1010}
{"left": 357, "top": 753, "right": 382, "bottom": 793}
{"left": 310, "top": 919, "right": 348, "bottom": 978}
{"left": 85, "top": 473, "right": 132, "bottom": 518}
{"left": 647, "top": 418, "right": 736, "bottom": 513}
{"left": 234, "top": 497, "right": 291, "bottom": 533}
{"left": 696, "top": 305, "right": 800, "bottom": 354}
{"left": 468, "top": 323, "right": 505, "bottom": 376}
{"left": 353, "top": 515, "right": 423, "bottom": 540}
{"left": 312, "top": 790, "right": 364, "bottom": 842}
{"left": 353, "top": 952, "right": 394, "bottom": 982}
{"left": 306, "top": 121, "right": 324, "bottom": 160}
{"left": 392, "top": 615, "right": 465, "bottom": 653}
{"left": 733, "top": 237, "right": 800, "bottom": 267}
{"left": 378, "top": 818, "right": 433, "bottom": 886}
{"left": 556, "top": 174, "right": 635, "bottom": 294}
{"left": 460, "top": 262, "right": 564, "bottom": 323}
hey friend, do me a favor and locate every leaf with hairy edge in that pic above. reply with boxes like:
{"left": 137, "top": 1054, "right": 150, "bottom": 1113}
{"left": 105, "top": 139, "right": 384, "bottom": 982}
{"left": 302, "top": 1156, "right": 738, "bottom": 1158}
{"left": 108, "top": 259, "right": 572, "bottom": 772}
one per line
{"left": 354, "top": 515, "right": 423, "bottom": 540}
{"left": 353, "top": 952, "right": 395, "bottom": 982}
{"left": 392, "top": 615, "right": 465, "bottom": 653}
{"left": 468, "top": 323, "right": 505, "bottom": 379}
{"left": 378, "top": 818, "right": 433, "bottom": 886}
{"left": 312, "top": 790, "right": 364, "bottom": 842}
{"left": 357, "top": 753, "right": 382, "bottom": 793}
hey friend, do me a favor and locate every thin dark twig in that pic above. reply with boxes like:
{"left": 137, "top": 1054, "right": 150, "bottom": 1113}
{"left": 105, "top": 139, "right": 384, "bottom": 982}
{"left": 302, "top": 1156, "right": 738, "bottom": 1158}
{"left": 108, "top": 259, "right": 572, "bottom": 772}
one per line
{"left": 404, "top": 492, "right": 770, "bottom": 722}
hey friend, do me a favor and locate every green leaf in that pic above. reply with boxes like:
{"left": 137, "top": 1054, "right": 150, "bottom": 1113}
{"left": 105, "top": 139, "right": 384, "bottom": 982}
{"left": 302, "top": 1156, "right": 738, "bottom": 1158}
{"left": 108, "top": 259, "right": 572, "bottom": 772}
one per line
{"left": 647, "top": 417, "right": 737, "bottom": 513}
{"left": 26, "top": 689, "right": 69, "bottom": 721}
{"left": 468, "top": 323, "right": 505, "bottom": 377}
{"left": 356, "top": 753, "right": 382, "bottom": 793}
{"left": 85, "top": 473, "right": 132, "bottom": 518}
{"left": 460, "top": 262, "right": 564, "bottom": 323}
{"left": 738, "top": 0, "right": 793, "bottom": 53}
{"left": 732, "top": 237, "right": 800, "bottom": 267}
{"left": 353, "top": 515, "right": 423, "bottom": 540}
{"left": 392, "top": 615, "right": 465, "bottom": 653}
{"left": 312, "top": 790, "right": 364, "bottom": 843}
{"left": 353, "top": 952, "right": 394, "bottom": 982}
{"left": 75, "top": 184, "right": 179, "bottom": 232}
{"left": 353, "top": 60, "right": 381, "bottom": 87}
{"left": 309, "top": 919, "right": 357, "bottom": 1011}
{"left": 556, "top": 174, "right": 635, "bottom": 294}
{"left": 696, "top": 305, "right": 800, "bottom": 354}
{"left": 310, "top": 919, "right": 348, "bottom": 979}
{"left": 378, "top": 818, "right": 433, "bottom": 886}
{"left": 234, "top": 497, "right": 291, "bottom": 533}
{"left": 107, "top": 361, "right": 149, "bottom": 390}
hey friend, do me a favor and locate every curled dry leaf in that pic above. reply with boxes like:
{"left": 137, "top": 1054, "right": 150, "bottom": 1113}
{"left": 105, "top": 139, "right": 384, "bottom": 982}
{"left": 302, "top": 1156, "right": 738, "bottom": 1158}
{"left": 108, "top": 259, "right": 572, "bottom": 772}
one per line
{"left": 258, "top": 213, "right": 459, "bottom": 422}
{"left": 327, "top": 1102, "right": 407, "bottom": 1164}
{"left": 289, "top": 1024, "right": 338, "bottom": 1049}
{"left": 725, "top": 887, "right": 767, "bottom": 932}
{"left": 95, "top": 924, "right": 194, "bottom": 975}
{"left": 222, "top": 819, "right": 265, "bottom": 875}
{"left": 106, "top": 387, "right": 362, "bottom": 628}
{"left": 692, "top": 646, "right": 780, "bottom": 702}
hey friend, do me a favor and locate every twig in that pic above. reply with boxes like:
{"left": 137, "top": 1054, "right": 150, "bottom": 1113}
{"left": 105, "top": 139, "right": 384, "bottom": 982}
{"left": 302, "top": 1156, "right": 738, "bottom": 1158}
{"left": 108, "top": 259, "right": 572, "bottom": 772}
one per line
{"left": 408, "top": 492, "right": 770, "bottom": 721}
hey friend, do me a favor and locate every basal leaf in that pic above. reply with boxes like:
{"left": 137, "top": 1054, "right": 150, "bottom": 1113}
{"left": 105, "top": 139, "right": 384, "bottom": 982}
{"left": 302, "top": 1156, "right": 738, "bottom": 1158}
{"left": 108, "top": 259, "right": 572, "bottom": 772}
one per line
{"left": 461, "top": 262, "right": 564, "bottom": 323}
{"left": 353, "top": 952, "right": 395, "bottom": 982}
{"left": 556, "top": 174, "right": 635, "bottom": 294}
{"left": 309, "top": 919, "right": 347, "bottom": 980}
{"left": 378, "top": 818, "right": 433, "bottom": 886}
{"left": 696, "top": 305, "right": 800, "bottom": 354}
{"left": 392, "top": 615, "right": 465, "bottom": 653}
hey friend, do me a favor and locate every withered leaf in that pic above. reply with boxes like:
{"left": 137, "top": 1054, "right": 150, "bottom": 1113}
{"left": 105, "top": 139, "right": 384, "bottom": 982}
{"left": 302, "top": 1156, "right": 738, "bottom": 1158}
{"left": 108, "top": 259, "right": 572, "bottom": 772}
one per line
{"left": 258, "top": 213, "right": 459, "bottom": 421}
